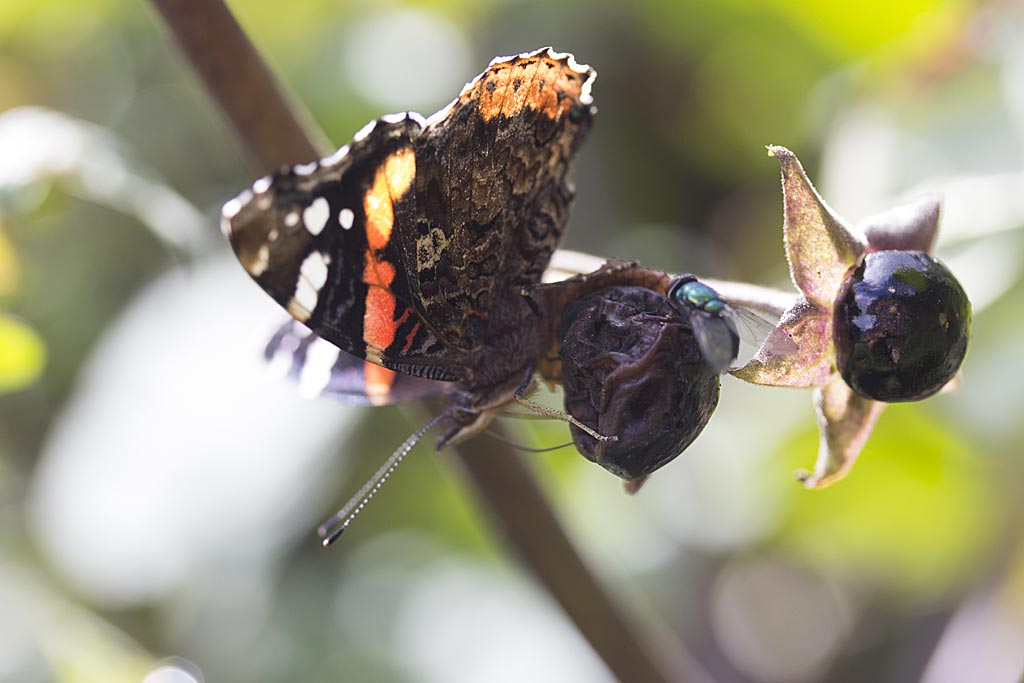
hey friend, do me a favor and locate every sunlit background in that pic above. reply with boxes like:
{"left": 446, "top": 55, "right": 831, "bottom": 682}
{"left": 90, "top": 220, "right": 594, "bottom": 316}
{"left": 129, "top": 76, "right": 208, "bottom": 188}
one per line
{"left": 2, "top": 0, "right": 1024, "bottom": 681}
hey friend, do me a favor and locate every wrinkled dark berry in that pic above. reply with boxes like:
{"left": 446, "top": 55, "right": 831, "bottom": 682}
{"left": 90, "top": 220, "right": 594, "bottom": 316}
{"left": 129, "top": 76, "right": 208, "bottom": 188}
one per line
{"left": 559, "top": 286, "right": 720, "bottom": 479}
{"left": 833, "top": 250, "right": 970, "bottom": 402}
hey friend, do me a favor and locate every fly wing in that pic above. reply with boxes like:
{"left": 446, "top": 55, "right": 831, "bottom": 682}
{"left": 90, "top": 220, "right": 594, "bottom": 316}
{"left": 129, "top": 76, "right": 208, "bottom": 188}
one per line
{"left": 691, "top": 314, "right": 739, "bottom": 373}
{"left": 726, "top": 305, "right": 798, "bottom": 360}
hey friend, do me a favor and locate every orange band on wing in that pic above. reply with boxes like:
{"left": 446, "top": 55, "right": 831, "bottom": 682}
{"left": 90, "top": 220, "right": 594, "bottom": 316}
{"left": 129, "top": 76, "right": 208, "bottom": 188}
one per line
{"left": 363, "top": 361, "right": 397, "bottom": 405}
{"left": 363, "top": 255, "right": 397, "bottom": 349}
{"left": 470, "top": 56, "right": 585, "bottom": 123}
{"left": 364, "top": 148, "right": 415, "bottom": 251}
{"left": 362, "top": 148, "right": 416, "bottom": 353}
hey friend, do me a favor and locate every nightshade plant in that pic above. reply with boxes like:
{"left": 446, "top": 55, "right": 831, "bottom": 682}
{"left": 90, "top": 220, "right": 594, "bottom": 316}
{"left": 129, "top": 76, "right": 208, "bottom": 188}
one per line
{"left": 733, "top": 146, "right": 971, "bottom": 488}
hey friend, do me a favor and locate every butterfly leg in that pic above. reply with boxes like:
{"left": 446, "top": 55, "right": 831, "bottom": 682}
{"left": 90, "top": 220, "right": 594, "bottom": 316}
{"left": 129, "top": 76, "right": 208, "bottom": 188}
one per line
{"left": 512, "top": 366, "right": 618, "bottom": 443}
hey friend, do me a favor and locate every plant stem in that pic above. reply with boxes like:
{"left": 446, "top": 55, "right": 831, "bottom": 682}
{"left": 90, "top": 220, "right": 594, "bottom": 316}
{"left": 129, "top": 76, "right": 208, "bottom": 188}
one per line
{"left": 551, "top": 249, "right": 797, "bottom": 317}
{"left": 149, "top": 0, "right": 327, "bottom": 171}
{"left": 451, "top": 417, "right": 715, "bottom": 683}
{"left": 701, "top": 279, "right": 796, "bottom": 318}
{"left": 146, "top": 1, "right": 711, "bottom": 681}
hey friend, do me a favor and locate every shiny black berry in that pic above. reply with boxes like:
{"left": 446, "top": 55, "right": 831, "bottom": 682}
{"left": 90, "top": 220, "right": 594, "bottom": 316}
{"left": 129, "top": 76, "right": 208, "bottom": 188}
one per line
{"left": 559, "top": 286, "right": 720, "bottom": 479}
{"left": 833, "top": 250, "right": 971, "bottom": 402}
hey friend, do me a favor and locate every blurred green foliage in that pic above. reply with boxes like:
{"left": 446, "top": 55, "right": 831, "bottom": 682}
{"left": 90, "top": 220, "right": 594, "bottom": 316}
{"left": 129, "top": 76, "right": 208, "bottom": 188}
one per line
{"left": 776, "top": 405, "right": 998, "bottom": 602}
{"left": 0, "top": 215, "right": 45, "bottom": 394}
{"left": 0, "top": 314, "right": 45, "bottom": 393}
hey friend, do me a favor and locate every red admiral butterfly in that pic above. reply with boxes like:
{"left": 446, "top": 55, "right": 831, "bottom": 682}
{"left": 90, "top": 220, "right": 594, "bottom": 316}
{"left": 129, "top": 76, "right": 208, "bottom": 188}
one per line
{"left": 222, "top": 49, "right": 731, "bottom": 540}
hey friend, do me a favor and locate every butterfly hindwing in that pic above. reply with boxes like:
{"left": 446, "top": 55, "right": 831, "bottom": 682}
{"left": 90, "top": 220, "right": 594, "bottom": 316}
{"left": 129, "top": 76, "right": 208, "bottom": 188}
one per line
{"left": 265, "top": 320, "right": 449, "bottom": 405}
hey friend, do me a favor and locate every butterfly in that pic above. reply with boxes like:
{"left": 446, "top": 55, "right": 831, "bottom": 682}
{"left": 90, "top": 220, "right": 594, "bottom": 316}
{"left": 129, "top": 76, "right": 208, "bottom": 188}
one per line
{"left": 222, "top": 48, "right": 785, "bottom": 540}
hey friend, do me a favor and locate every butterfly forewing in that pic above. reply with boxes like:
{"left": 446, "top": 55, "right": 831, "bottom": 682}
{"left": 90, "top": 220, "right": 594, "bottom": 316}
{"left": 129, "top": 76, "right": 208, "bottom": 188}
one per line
{"left": 223, "top": 115, "right": 462, "bottom": 381}
{"left": 222, "top": 49, "right": 597, "bottom": 386}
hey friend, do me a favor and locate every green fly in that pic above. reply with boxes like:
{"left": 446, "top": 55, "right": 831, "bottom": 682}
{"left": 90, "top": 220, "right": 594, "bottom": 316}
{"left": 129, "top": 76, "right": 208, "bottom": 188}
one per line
{"left": 667, "top": 275, "right": 787, "bottom": 373}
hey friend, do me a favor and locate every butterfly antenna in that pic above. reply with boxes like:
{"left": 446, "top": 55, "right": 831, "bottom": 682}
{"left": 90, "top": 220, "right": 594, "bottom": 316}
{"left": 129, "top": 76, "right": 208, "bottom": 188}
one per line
{"left": 484, "top": 426, "right": 575, "bottom": 453}
{"left": 318, "top": 411, "right": 447, "bottom": 548}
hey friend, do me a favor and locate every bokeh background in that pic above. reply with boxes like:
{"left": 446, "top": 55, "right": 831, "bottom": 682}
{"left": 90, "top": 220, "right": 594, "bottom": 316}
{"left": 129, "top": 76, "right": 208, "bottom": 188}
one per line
{"left": 2, "top": 0, "right": 1024, "bottom": 681}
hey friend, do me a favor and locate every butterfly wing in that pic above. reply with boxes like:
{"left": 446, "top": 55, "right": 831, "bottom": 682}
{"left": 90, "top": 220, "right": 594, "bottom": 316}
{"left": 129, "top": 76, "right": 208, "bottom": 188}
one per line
{"left": 397, "top": 49, "right": 596, "bottom": 354}
{"left": 265, "top": 320, "right": 449, "bottom": 405}
{"left": 223, "top": 49, "right": 596, "bottom": 384}
{"left": 223, "top": 114, "right": 462, "bottom": 380}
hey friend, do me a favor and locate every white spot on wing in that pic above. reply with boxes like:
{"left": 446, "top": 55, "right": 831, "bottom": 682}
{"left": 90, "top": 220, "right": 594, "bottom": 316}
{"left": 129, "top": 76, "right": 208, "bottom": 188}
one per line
{"left": 284, "top": 212, "right": 299, "bottom": 227}
{"left": 303, "top": 197, "right": 330, "bottom": 236}
{"left": 425, "top": 102, "right": 456, "bottom": 127}
{"left": 289, "top": 251, "right": 331, "bottom": 322}
{"left": 221, "top": 196, "right": 243, "bottom": 220}
{"left": 219, "top": 215, "right": 232, "bottom": 238}
{"left": 544, "top": 48, "right": 595, "bottom": 105}
{"left": 353, "top": 120, "right": 377, "bottom": 142}
{"left": 248, "top": 245, "right": 270, "bottom": 276}
{"left": 293, "top": 162, "right": 317, "bottom": 176}
{"left": 300, "top": 251, "right": 330, "bottom": 289}
{"left": 221, "top": 191, "right": 254, "bottom": 236}
{"left": 252, "top": 176, "right": 272, "bottom": 194}
{"left": 339, "top": 208, "right": 354, "bottom": 230}
{"left": 323, "top": 145, "right": 350, "bottom": 167}
{"left": 566, "top": 54, "right": 590, "bottom": 75}
{"left": 298, "top": 338, "right": 341, "bottom": 399}
{"left": 287, "top": 300, "right": 312, "bottom": 322}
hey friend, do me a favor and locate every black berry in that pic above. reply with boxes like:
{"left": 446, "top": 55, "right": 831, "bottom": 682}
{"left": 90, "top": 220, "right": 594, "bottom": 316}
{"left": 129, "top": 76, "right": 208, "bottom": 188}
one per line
{"left": 833, "top": 250, "right": 971, "bottom": 402}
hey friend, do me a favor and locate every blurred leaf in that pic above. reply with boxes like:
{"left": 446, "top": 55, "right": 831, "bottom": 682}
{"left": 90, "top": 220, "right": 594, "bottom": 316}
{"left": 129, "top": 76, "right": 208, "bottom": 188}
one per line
{"left": 0, "top": 107, "right": 210, "bottom": 255}
{"left": 0, "top": 0, "right": 120, "bottom": 68}
{"left": 764, "top": 0, "right": 957, "bottom": 59}
{"left": 0, "top": 566, "right": 155, "bottom": 683}
{"left": 49, "top": 620, "right": 153, "bottom": 683}
{"left": 0, "top": 222, "right": 18, "bottom": 295}
{"left": 0, "top": 313, "right": 45, "bottom": 393}
{"left": 688, "top": 24, "right": 825, "bottom": 163}
{"left": 774, "top": 405, "right": 998, "bottom": 600}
